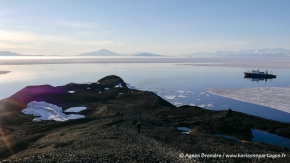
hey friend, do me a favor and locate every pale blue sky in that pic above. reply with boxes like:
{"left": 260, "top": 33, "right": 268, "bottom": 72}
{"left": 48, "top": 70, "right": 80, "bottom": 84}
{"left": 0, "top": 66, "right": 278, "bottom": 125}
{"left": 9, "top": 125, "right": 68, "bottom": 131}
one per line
{"left": 0, "top": 0, "right": 289, "bottom": 55}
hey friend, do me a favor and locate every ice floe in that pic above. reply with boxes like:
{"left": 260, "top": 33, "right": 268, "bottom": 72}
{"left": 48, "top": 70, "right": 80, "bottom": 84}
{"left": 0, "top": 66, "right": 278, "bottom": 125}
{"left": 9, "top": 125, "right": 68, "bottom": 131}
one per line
{"left": 126, "top": 84, "right": 137, "bottom": 90}
{"left": 22, "top": 101, "right": 85, "bottom": 121}
{"left": 177, "top": 95, "right": 187, "bottom": 98}
{"left": 207, "top": 87, "right": 290, "bottom": 113}
{"left": 177, "top": 90, "right": 186, "bottom": 94}
{"left": 207, "top": 103, "right": 214, "bottom": 108}
{"left": 68, "top": 91, "right": 75, "bottom": 93}
{"left": 199, "top": 104, "right": 206, "bottom": 108}
{"left": 172, "top": 101, "right": 183, "bottom": 106}
{"left": 164, "top": 95, "right": 176, "bottom": 100}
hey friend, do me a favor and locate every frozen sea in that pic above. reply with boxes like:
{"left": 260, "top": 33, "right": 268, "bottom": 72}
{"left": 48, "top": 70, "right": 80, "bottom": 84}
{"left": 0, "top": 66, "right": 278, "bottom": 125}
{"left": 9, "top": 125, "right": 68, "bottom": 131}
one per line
{"left": 1, "top": 56, "right": 290, "bottom": 122}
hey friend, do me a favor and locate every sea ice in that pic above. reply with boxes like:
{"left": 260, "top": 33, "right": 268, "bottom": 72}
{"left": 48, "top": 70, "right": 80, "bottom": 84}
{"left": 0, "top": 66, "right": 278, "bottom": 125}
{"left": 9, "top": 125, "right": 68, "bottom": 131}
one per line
{"left": 173, "top": 101, "right": 183, "bottom": 106}
{"left": 126, "top": 84, "right": 137, "bottom": 90}
{"left": 207, "top": 87, "right": 290, "bottom": 113}
{"left": 164, "top": 95, "right": 176, "bottom": 100}
{"left": 177, "top": 90, "right": 186, "bottom": 94}
{"left": 177, "top": 95, "right": 187, "bottom": 98}
{"left": 207, "top": 104, "right": 214, "bottom": 108}
{"left": 199, "top": 104, "right": 206, "bottom": 108}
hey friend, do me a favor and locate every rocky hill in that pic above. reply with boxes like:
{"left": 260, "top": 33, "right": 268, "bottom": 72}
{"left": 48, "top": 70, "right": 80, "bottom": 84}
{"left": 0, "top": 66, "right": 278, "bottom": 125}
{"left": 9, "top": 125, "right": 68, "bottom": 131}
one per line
{"left": 0, "top": 75, "right": 290, "bottom": 162}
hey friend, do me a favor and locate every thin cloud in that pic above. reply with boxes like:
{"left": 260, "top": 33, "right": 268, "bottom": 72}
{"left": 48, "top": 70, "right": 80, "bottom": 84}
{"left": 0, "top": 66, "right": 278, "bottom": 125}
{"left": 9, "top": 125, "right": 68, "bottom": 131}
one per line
{"left": 0, "top": 30, "right": 39, "bottom": 42}
{"left": 0, "top": 42, "right": 33, "bottom": 49}
{"left": 56, "top": 19, "right": 99, "bottom": 28}
{"left": 0, "top": 29, "right": 120, "bottom": 52}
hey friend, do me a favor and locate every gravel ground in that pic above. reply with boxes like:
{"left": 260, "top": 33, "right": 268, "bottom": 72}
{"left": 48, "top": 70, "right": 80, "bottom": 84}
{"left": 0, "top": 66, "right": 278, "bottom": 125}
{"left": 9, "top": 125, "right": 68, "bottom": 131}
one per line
{"left": 1, "top": 75, "right": 290, "bottom": 162}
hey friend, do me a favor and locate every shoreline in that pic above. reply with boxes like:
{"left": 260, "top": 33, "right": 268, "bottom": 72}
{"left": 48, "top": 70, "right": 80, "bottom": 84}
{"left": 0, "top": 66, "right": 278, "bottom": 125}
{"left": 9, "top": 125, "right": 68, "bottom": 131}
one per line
{"left": 0, "top": 56, "right": 290, "bottom": 69}
{"left": 0, "top": 70, "right": 10, "bottom": 75}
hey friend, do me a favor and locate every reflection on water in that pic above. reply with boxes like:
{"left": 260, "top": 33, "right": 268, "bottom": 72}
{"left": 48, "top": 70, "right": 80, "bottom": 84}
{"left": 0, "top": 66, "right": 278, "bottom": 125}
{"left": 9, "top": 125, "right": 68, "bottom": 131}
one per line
{"left": 244, "top": 77, "right": 276, "bottom": 83}
{"left": 252, "top": 129, "right": 290, "bottom": 149}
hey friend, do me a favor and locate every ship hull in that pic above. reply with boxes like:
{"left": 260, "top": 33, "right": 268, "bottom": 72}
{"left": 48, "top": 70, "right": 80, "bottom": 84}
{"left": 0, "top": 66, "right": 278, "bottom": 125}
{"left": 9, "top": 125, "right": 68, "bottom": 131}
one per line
{"left": 244, "top": 72, "right": 276, "bottom": 78}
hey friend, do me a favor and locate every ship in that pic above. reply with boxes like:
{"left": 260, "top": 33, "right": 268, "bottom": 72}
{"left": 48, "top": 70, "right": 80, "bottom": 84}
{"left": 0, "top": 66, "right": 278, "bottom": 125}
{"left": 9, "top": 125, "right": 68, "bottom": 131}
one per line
{"left": 244, "top": 69, "right": 276, "bottom": 79}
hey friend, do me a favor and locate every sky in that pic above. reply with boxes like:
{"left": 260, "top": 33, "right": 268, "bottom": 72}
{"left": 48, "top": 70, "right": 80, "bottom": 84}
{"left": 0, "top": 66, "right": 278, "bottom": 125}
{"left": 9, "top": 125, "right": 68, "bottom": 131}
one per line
{"left": 0, "top": 0, "right": 290, "bottom": 55}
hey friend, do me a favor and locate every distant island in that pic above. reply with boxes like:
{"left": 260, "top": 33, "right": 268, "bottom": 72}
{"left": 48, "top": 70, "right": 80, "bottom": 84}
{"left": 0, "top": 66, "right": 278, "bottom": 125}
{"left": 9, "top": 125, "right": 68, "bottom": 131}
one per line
{"left": 132, "top": 53, "right": 163, "bottom": 57}
{"left": 78, "top": 49, "right": 123, "bottom": 56}
{"left": 0, "top": 51, "right": 43, "bottom": 56}
{"left": 0, "top": 51, "right": 24, "bottom": 56}
{"left": 77, "top": 49, "right": 165, "bottom": 57}
{"left": 0, "top": 70, "right": 10, "bottom": 75}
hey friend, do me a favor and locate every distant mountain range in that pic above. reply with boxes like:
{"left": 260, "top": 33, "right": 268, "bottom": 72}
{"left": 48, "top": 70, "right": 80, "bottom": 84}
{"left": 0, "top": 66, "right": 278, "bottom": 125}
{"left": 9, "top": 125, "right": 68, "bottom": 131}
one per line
{"left": 0, "top": 51, "right": 43, "bottom": 56}
{"left": 184, "top": 48, "right": 290, "bottom": 57}
{"left": 132, "top": 52, "right": 163, "bottom": 57}
{"left": 78, "top": 49, "right": 123, "bottom": 56}
{"left": 0, "top": 51, "right": 24, "bottom": 56}
{"left": 1, "top": 48, "right": 290, "bottom": 57}
{"left": 78, "top": 49, "right": 163, "bottom": 57}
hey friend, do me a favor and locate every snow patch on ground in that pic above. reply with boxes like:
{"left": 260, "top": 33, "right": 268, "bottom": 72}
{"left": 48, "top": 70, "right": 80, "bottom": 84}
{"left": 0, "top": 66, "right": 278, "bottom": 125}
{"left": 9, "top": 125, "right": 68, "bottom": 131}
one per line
{"left": 22, "top": 101, "right": 85, "bottom": 121}
{"left": 115, "top": 83, "right": 123, "bottom": 88}
{"left": 67, "top": 114, "right": 85, "bottom": 119}
{"left": 177, "top": 127, "right": 191, "bottom": 134}
{"left": 104, "top": 87, "right": 109, "bottom": 90}
{"left": 22, "top": 101, "right": 68, "bottom": 121}
{"left": 207, "top": 87, "right": 290, "bottom": 113}
{"left": 68, "top": 91, "right": 75, "bottom": 93}
{"left": 65, "top": 107, "right": 87, "bottom": 112}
